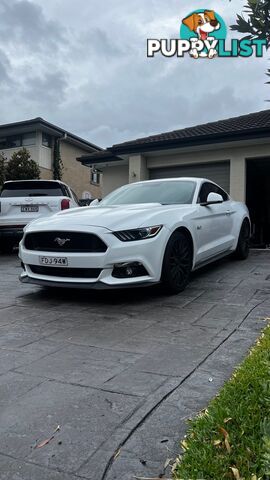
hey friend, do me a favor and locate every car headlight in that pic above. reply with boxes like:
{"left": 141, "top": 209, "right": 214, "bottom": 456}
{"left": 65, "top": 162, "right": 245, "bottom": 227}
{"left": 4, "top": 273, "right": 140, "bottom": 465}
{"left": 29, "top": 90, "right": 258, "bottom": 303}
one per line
{"left": 113, "top": 225, "right": 162, "bottom": 242}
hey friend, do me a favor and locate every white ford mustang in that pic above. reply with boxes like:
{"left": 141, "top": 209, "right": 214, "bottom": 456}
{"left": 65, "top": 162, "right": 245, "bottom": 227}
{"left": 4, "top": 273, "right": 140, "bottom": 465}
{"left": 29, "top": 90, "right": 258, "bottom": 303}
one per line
{"left": 19, "top": 178, "right": 250, "bottom": 294}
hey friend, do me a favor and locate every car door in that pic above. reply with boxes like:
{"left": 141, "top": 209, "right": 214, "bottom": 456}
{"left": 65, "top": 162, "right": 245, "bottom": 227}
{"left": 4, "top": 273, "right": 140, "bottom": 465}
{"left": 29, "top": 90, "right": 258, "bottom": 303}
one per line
{"left": 194, "top": 182, "right": 234, "bottom": 264}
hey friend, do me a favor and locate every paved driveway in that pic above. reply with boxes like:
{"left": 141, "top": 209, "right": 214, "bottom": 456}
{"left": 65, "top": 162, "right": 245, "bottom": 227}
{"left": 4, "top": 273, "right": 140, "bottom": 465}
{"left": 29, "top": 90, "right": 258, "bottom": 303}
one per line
{"left": 0, "top": 252, "right": 269, "bottom": 480}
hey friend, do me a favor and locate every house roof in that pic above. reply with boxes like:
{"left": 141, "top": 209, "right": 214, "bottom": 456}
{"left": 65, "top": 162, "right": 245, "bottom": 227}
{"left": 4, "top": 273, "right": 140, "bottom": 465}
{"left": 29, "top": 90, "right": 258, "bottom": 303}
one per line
{"left": 77, "top": 109, "right": 270, "bottom": 165}
{"left": 79, "top": 149, "right": 124, "bottom": 166}
{"left": 0, "top": 117, "right": 102, "bottom": 152}
{"left": 113, "top": 109, "right": 270, "bottom": 149}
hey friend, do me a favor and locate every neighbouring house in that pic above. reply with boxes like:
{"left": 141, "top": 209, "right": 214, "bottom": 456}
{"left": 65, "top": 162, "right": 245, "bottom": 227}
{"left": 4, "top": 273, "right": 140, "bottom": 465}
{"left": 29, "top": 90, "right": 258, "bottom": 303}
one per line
{"left": 78, "top": 109, "right": 270, "bottom": 247}
{"left": 0, "top": 118, "right": 103, "bottom": 199}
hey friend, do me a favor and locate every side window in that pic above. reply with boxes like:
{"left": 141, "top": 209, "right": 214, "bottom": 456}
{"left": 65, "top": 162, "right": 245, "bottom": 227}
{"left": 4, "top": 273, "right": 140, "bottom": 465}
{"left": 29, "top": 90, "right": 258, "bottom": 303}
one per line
{"left": 215, "top": 185, "right": 229, "bottom": 201}
{"left": 197, "top": 183, "right": 214, "bottom": 203}
{"left": 197, "top": 182, "right": 228, "bottom": 203}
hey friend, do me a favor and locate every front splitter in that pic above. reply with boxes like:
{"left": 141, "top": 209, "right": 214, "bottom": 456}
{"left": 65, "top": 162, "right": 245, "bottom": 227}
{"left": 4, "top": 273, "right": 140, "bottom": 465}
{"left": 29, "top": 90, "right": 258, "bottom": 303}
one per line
{"left": 19, "top": 274, "right": 158, "bottom": 290}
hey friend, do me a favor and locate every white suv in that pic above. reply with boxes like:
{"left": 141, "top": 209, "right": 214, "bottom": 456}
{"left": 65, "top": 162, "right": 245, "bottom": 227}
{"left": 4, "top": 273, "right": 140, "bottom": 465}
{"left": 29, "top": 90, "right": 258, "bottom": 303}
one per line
{"left": 0, "top": 180, "right": 79, "bottom": 253}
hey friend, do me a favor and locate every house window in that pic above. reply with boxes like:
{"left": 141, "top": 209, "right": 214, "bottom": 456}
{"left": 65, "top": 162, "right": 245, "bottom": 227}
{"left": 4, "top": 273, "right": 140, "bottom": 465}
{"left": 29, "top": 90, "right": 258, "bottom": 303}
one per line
{"left": 22, "top": 132, "right": 36, "bottom": 146}
{"left": 42, "top": 133, "right": 52, "bottom": 148}
{"left": 0, "top": 132, "right": 36, "bottom": 149}
{"left": 91, "top": 170, "right": 101, "bottom": 185}
{"left": 0, "top": 137, "right": 8, "bottom": 149}
{"left": 7, "top": 135, "right": 21, "bottom": 148}
{"left": 0, "top": 135, "right": 21, "bottom": 149}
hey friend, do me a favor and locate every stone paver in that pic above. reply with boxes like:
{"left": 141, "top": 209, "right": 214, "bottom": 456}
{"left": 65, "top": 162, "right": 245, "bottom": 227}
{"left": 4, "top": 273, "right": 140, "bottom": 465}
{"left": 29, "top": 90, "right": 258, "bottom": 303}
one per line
{"left": 0, "top": 251, "right": 269, "bottom": 479}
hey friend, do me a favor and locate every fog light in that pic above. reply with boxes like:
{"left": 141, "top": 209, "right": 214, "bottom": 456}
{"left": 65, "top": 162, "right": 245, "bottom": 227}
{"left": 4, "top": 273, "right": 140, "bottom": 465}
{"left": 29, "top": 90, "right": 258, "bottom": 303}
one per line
{"left": 126, "top": 266, "right": 133, "bottom": 276}
{"left": 112, "top": 262, "right": 148, "bottom": 279}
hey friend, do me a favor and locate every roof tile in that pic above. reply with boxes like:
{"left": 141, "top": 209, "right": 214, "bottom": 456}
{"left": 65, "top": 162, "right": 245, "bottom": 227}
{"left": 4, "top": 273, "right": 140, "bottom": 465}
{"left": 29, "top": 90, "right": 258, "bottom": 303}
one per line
{"left": 112, "top": 109, "right": 270, "bottom": 148}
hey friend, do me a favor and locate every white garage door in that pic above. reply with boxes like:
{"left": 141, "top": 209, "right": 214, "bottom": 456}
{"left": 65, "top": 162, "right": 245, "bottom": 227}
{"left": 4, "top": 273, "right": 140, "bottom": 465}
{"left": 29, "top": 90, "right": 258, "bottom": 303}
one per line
{"left": 149, "top": 161, "right": 230, "bottom": 193}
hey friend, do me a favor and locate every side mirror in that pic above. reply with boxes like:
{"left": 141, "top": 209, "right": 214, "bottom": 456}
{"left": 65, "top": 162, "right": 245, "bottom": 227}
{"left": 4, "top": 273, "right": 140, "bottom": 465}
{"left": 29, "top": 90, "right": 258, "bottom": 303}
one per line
{"left": 89, "top": 198, "right": 100, "bottom": 207}
{"left": 201, "top": 192, "right": 223, "bottom": 206}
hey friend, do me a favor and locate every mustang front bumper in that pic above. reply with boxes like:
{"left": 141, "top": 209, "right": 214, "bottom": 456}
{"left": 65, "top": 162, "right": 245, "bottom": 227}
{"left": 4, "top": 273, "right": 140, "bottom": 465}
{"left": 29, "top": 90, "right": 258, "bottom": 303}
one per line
{"left": 19, "top": 225, "right": 170, "bottom": 289}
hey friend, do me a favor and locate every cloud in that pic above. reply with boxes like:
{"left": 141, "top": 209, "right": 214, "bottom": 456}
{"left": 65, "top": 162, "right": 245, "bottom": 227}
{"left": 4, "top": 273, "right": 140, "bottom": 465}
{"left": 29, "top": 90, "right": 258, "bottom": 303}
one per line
{"left": 0, "top": 0, "right": 65, "bottom": 52}
{"left": 0, "top": 0, "right": 268, "bottom": 147}
{"left": 23, "top": 72, "right": 67, "bottom": 104}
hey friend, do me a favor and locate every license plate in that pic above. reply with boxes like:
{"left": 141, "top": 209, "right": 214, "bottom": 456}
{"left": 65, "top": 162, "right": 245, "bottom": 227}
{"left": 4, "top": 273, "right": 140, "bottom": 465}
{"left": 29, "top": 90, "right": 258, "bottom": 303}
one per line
{"left": 21, "top": 206, "right": 39, "bottom": 213}
{"left": 39, "top": 256, "right": 68, "bottom": 266}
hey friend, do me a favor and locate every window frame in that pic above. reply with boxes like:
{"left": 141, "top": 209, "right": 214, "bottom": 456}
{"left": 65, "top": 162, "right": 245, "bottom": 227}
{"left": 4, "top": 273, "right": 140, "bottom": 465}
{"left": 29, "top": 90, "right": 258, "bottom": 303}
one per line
{"left": 90, "top": 170, "right": 101, "bottom": 185}
{"left": 42, "top": 132, "right": 52, "bottom": 148}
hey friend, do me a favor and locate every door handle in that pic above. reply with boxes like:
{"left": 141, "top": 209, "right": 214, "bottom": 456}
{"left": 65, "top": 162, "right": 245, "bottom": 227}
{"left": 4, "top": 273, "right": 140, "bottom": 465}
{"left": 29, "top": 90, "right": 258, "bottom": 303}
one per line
{"left": 226, "top": 210, "right": 232, "bottom": 216}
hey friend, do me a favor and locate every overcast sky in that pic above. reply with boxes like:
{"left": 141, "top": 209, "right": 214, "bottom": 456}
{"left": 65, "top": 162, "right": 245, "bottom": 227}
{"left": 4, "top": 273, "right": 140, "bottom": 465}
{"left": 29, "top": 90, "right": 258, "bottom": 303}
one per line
{"left": 0, "top": 0, "right": 268, "bottom": 147}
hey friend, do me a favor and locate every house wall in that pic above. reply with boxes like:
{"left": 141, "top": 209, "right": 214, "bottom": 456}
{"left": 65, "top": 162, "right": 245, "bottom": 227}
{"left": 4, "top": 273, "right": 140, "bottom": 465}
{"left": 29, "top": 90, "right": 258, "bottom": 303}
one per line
{"left": 129, "top": 155, "right": 149, "bottom": 183}
{"left": 0, "top": 125, "right": 102, "bottom": 198}
{"left": 102, "top": 165, "right": 129, "bottom": 196}
{"left": 2, "top": 131, "right": 53, "bottom": 170}
{"left": 40, "top": 167, "right": 53, "bottom": 180}
{"left": 60, "top": 141, "right": 102, "bottom": 199}
{"left": 2, "top": 145, "right": 41, "bottom": 163}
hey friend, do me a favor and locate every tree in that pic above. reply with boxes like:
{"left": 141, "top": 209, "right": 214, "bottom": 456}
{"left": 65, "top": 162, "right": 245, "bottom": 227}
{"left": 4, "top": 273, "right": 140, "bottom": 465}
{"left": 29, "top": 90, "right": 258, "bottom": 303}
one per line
{"left": 230, "top": 1, "right": 270, "bottom": 87}
{"left": 53, "top": 139, "right": 63, "bottom": 180}
{"left": 0, "top": 153, "right": 6, "bottom": 188}
{"left": 230, "top": 0, "right": 270, "bottom": 46}
{"left": 5, "top": 148, "right": 40, "bottom": 181}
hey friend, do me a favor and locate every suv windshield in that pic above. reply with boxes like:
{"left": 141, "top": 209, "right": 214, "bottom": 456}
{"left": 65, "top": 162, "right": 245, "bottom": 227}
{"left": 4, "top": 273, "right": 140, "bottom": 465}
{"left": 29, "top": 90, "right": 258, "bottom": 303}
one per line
{"left": 100, "top": 180, "right": 196, "bottom": 206}
{"left": 0, "top": 181, "right": 64, "bottom": 197}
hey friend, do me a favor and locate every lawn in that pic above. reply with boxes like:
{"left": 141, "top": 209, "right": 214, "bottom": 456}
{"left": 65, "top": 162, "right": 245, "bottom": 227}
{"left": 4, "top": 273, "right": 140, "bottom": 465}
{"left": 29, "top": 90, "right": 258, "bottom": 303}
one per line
{"left": 173, "top": 324, "right": 270, "bottom": 480}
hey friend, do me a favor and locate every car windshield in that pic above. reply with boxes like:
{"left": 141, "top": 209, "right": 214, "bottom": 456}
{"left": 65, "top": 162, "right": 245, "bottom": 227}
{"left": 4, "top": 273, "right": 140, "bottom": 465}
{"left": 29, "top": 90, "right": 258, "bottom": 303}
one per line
{"left": 100, "top": 180, "right": 196, "bottom": 206}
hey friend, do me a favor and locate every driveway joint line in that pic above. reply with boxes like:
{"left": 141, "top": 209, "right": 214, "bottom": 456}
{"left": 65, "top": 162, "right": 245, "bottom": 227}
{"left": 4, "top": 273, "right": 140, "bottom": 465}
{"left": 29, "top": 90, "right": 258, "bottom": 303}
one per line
{"left": 99, "top": 298, "right": 267, "bottom": 480}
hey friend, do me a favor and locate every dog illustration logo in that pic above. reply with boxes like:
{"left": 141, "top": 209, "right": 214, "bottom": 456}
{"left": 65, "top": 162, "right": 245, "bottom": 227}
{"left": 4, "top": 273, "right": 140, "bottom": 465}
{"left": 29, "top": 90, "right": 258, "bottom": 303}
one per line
{"left": 180, "top": 9, "right": 226, "bottom": 59}
{"left": 147, "top": 9, "right": 267, "bottom": 59}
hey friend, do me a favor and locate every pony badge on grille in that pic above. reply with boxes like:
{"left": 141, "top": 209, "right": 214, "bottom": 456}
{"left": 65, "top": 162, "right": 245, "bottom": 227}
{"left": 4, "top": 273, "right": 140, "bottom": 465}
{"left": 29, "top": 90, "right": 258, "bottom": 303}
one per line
{"left": 54, "top": 237, "right": 71, "bottom": 246}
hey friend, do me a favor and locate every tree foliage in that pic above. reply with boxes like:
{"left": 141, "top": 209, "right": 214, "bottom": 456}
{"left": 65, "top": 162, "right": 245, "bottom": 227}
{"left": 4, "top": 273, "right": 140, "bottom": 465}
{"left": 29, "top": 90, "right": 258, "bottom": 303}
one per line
{"left": 53, "top": 139, "right": 63, "bottom": 180}
{"left": 230, "top": 0, "right": 270, "bottom": 90}
{"left": 230, "top": 0, "right": 270, "bottom": 46}
{"left": 0, "top": 153, "right": 6, "bottom": 188}
{"left": 5, "top": 148, "right": 40, "bottom": 181}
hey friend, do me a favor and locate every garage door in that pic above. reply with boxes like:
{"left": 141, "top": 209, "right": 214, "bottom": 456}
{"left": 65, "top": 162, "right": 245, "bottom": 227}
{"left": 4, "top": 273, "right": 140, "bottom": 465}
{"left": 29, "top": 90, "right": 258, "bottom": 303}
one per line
{"left": 149, "top": 161, "right": 230, "bottom": 193}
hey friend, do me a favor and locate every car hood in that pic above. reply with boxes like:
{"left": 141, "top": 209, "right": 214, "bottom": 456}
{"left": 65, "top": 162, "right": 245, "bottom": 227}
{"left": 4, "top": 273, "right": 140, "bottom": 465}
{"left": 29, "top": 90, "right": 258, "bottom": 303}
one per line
{"left": 25, "top": 203, "right": 195, "bottom": 232}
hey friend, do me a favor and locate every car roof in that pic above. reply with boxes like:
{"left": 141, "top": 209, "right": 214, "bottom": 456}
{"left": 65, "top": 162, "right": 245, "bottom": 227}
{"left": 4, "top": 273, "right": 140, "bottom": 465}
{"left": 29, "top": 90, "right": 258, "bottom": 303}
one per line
{"left": 135, "top": 177, "right": 205, "bottom": 184}
{"left": 4, "top": 179, "right": 67, "bottom": 185}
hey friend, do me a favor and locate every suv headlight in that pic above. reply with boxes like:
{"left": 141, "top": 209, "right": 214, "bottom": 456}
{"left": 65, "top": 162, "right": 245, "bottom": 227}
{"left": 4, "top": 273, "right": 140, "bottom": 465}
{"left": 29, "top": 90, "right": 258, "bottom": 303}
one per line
{"left": 113, "top": 225, "right": 162, "bottom": 242}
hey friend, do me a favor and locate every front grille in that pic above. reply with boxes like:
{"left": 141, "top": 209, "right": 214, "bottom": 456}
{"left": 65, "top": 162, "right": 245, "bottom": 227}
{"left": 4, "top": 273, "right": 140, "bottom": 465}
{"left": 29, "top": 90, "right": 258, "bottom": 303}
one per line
{"left": 24, "top": 231, "right": 107, "bottom": 253}
{"left": 29, "top": 265, "right": 102, "bottom": 279}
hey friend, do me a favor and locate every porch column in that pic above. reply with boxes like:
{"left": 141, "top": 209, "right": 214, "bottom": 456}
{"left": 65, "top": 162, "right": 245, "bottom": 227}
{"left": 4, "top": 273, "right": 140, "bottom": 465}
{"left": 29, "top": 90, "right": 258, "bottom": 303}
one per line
{"left": 230, "top": 155, "right": 246, "bottom": 202}
{"left": 128, "top": 155, "right": 149, "bottom": 183}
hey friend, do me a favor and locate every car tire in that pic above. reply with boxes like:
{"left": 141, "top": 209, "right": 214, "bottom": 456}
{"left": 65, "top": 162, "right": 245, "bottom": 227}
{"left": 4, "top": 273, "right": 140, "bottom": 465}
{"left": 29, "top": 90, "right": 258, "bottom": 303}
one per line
{"left": 233, "top": 219, "right": 250, "bottom": 260}
{"left": 161, "top": 231, "right": 193, "bottom": 294}
{"left": 0, "top": 239, "right": 14, "bottom": 254}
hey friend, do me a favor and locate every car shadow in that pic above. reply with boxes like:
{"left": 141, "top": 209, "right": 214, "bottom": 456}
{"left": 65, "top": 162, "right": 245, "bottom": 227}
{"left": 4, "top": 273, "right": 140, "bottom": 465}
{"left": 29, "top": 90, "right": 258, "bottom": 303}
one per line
{"left": 18, "top": 256, "right": 231, "bottom": 307}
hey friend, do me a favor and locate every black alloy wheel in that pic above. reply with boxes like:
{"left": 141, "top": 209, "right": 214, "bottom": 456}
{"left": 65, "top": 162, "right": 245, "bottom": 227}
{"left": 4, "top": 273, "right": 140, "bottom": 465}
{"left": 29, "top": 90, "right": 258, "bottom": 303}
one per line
{"left": 161, "top": 231, "right": 193, "bottom": 294}
{"left": 234, "top": 219, "right": 250, "bottom": 260}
